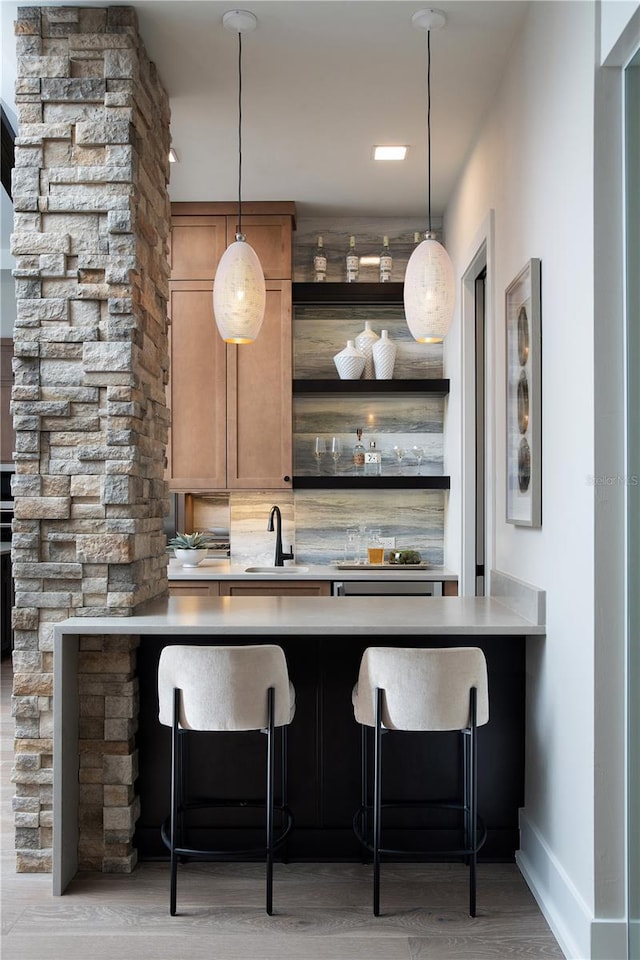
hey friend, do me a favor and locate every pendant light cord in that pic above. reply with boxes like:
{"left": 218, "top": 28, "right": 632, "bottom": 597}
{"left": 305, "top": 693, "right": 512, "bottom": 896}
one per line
{"left": 427, "top": 28, "right": 432, "bottom": 235}
{"left": 237, "top": 30, "right": 243, "bottom": 237}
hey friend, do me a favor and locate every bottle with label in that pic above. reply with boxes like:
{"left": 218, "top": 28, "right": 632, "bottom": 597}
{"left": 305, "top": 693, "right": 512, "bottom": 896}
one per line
{"left": 379, "top": 236, "right": 392, "bottom": 282}
{"left": 313, "top": 235, "right": 327, "bottom": 282}
{"left": 365, "top": 440, "right": 382, "bottom": 476}
{"left": 414, "top": 231, "right": 423, "bottom": 245}
{"left": 346, "top": 235, "right": 359, "bottom": 283}
{"left": 352, "top": 428, "right": 365, "bottom": 470}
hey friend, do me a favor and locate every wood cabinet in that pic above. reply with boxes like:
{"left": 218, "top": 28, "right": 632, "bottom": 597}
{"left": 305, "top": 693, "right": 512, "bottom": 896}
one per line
{"left": 168, "top": 581, "right": 220, "bottom": 597}
{"left": 219, "top": 580, "right": 331, "bottom": 597}
{"left": 0, "top": 339, "right": 14, "bottom": 464}
{"left": 169, "top": 579, "right": 330, "bottom": 597}
{"left": 167, "top": 202, "right": 295, "bottom": 492}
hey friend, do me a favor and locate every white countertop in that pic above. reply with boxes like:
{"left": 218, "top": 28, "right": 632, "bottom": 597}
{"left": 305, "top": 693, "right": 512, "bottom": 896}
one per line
{"left": 167, "top": 557, "right": 458, "bottom": 581}
{"left": 54, "top": 594, "right": 544, "bottom": 637}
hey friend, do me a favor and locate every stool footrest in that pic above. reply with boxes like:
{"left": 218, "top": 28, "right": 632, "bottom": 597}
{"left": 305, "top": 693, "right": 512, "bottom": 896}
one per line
{"left": 353, "top": 801, "right": 487, "bottom": 858}
{"left": 161, "top": 800, "right": 293, "bottom": 861}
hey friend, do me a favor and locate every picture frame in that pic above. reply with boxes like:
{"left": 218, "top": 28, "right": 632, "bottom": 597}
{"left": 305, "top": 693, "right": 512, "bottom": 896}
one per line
{"left": 505, "top": 258, "right": 541, "bottom": 527}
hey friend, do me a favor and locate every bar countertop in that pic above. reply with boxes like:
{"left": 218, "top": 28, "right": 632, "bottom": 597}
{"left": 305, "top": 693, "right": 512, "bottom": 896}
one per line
{"left": 54, "top": 594, "right": 545, "bottom": 637}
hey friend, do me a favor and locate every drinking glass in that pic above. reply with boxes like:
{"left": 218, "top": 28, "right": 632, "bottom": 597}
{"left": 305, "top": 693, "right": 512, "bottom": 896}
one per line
{"left": 344, "top": 526, "right": 360, "bottom": 563}
{"left": 393, "top": 445, "right": 405, "bottom": 472}
{"left": 313, "top": 436, "right": 326, "bottom": 474}
{"left": 412, "top": 445, "right": 425, "bottom": 475}
{"left": 330, "top": 436, "right": 343, "bottom": 473}
{"left": 367, "top": 528, "right": 384, "bottom": 565}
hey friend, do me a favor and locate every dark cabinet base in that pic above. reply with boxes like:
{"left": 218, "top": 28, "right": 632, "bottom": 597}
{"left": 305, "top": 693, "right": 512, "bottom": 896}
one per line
{"left": 134, "top": 635, "right": 524, "bottom": 862}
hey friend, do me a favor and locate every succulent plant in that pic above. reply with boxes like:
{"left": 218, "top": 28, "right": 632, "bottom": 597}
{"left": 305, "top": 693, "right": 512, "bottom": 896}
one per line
{"left": 168, "top": 531, "right": 213, "bottom": 550}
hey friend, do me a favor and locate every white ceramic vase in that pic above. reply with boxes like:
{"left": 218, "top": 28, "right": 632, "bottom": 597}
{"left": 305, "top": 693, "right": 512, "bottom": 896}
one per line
{"left": 372, "top": 329, "right": 397, "bottom": 380}
{"left": 174, "top": 548, "right": 208, "bottom": 567}
{"left": 333, "top": 340, "right": 366, "bottom": 380}
{"left": 355, "top": 321, "right": 379, "bottom": 379}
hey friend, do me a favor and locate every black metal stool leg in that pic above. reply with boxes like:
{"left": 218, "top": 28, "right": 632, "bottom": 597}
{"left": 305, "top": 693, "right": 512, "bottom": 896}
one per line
{"left": 373, "top": 687, "right": 383, "bottom": 917}
{"left": 266, "top": 687, "right": 275, "bottom": 916}
{"left": 360, "top": 723, "right": 369, "bottom": 862}
{"left": 169, "top": 687, "right": 180, "bottom": 916}
{"left": 469, "top": 687, "right": 478, "bottom": 917}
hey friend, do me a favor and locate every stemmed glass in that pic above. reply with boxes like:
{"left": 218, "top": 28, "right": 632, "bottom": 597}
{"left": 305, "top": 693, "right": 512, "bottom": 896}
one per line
{"left": 330, "top": 436, "right": 343, "bottom": 474}
{"left": 392, "top": 445, "right": 405, "bottom": 473}
{"left": 313, "top": 436, "right": 326, "bottom": 474}
{"left": 412, "top": 445, "right": 425, "bottom": 475}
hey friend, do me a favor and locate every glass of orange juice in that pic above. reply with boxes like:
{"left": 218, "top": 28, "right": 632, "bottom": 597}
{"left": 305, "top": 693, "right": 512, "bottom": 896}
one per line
{"left": 367, "top": 529, "right": 384, "bottom": 564}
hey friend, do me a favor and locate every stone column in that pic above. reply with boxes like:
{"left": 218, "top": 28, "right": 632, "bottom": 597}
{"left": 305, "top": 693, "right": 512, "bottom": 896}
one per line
{"left": 10, "top": 5, "right": 171, "bottom": 872}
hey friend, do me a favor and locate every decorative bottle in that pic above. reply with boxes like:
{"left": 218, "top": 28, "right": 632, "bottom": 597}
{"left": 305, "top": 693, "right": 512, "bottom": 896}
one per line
{"left": 379, "top": 235, "right": 392, "bottom": 283}
{"left": 346, "top": 235, "right": 359, "bottom": 283}
{"left": 333, "top": 340, "right": 366, "bottom": 380}
{"left": 365, "top": 440, "right": 382, "bottom": 476}
{"left": 352, "top": 428, "right": 365, "bottom": 470}
{"left": 313, "top": 235, "right": 327, "bottom": 282}
{"left": 372, "top": 329, "right": 397, "bottom": 380}
{"left": 355, "top": 321, "right": 379, "bottom": 380}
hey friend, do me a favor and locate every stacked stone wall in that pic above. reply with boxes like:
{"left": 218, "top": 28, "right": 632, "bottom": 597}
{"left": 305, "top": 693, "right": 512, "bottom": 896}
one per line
{"left": 9, "top": 6, "right": 171, "bottom": 873}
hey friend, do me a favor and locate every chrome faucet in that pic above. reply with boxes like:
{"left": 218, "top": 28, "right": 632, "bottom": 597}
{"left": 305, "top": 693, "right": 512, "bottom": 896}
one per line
{"left": 268, "top": 505, "right": 294, "bottom": 567}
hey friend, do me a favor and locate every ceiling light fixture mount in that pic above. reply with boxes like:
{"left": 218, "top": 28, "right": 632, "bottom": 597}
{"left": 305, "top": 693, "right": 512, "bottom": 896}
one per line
{"left": 404, "top": 7, "right": 455, "bottom": 345}
{"left": 213, "top": 8, "right": 266, "bottom": 344}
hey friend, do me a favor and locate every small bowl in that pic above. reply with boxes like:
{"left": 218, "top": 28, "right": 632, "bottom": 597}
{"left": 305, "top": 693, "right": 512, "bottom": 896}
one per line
{"left": 174, "top": 548, "right": 208, "bottom": 567}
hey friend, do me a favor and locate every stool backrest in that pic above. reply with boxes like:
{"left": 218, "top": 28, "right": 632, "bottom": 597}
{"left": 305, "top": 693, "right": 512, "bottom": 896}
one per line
{"left": 353, "top": 646, "right": 489, "bottom": 731}
{"left": 158, "top": 644, "right": 294, "bottom": 731}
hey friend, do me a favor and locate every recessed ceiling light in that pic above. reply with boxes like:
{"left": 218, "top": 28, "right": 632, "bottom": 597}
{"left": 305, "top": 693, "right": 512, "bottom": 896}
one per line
{"left": 169, "top": 148, "right": 178, "bottom": 163}
{"left": 373, "top": 145, "right": 408, "bottom": 161}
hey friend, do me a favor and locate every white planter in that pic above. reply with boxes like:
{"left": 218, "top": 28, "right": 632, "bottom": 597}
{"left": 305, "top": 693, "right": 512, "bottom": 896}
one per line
{"left": 174, "top": 548, "right": 208, "bottom": 567}
{"left": 355, "top": 322, "right": 379, "bottom": 379}
{"left": 333, "top": 339, "right": 366, "bottom": 380}
{"left": 372, "top": 329, "right": 397, "bottom": 379}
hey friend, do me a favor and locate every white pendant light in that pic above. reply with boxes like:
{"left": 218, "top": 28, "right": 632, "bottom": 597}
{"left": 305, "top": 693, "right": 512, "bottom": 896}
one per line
{"left": 213, "top": 9, "right": 266, "bottom": 344}
{"left": 404, "top": 9, "right": 455, "bottom": 344}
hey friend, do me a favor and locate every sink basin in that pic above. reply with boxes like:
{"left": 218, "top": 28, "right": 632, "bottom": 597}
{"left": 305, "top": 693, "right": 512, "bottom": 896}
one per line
{"left": 244, "top": 565, "right": 310, "bottom": 575}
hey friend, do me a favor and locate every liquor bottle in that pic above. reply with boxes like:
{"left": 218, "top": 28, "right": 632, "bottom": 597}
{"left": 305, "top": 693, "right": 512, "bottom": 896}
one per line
{"left": 379, "top": 236, "right": 392, "bottom": 282}
{"left": 313, "top": 235, "right": 327, "bottom": 282}
{"left": 413, "top": 231, "right": 423, "bottom": 246}
{"left": 346, "top": 235, "right": 359, "bottom": 283}
{"left": 352, "top": 428, "right": 365, "bottom": 470}
{"left": 365, "top": 440, "right": 382, "bottom": 476}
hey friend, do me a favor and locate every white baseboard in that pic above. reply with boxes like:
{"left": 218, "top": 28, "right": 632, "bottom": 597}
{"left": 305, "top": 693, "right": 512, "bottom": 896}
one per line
{"left": 517, "top": 811, "right": 629, "bottom": 960}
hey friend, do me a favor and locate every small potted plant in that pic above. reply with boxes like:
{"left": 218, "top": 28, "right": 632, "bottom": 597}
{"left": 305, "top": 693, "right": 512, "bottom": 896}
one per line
{"left": 168, "top": 531, "right": 214, "bottom": 567}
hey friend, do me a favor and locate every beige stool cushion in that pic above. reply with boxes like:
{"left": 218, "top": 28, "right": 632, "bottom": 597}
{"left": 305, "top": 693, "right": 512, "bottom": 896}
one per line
{"left": 352, "top": 646, "right": 489, "bottom": 731}
{"left": 158, "top": 644, "right": 296, "bottom": 732}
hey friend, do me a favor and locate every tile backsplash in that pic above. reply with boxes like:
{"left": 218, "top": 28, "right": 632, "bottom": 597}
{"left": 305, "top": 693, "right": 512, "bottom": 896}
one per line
{"left": 191, "top": 490, "right": 445, "bottom": 568}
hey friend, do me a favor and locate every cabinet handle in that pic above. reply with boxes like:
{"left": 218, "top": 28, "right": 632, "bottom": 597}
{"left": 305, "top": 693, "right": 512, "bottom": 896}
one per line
{"left": 283, "top": 475, "right": 291, "bottom": 482}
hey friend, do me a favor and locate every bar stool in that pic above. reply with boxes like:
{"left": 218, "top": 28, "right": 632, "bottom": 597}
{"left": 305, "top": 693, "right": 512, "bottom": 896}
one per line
{"left": 351, "top": 646, "right": 489, "bottom": 917}
{"left": 157, "top": 644, "right": 296, "bottom": 916}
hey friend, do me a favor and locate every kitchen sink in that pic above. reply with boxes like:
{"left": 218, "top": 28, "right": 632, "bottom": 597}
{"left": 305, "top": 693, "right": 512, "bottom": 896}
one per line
{"left": 244, "top": 565, "right": 310, "bottom": 575}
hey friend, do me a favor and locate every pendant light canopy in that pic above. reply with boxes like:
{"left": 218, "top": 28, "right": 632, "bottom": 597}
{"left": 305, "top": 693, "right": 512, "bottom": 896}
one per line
{"left": 213, "top": 9, "right": 266, "bottom": 344}
{"left": 404, "top": 8, "right": 456, "bottom": 344}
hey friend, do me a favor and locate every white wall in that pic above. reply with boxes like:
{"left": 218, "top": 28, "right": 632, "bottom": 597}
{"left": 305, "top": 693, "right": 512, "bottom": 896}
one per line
{"left": 444, "top": 2, "right": 600, "bottom": 957}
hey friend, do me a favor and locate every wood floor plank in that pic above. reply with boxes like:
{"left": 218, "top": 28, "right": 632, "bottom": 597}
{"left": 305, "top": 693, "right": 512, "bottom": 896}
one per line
{"left": 1, "top": 932, "right": 412, "bottom": 960}
{"left": 408, "top": 934, "right": 565, "bottom": 958}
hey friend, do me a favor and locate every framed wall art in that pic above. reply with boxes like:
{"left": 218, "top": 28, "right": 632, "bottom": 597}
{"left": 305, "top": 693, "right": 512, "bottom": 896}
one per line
{"left": 505, "top": 258, "right": 541, "bottom": 527}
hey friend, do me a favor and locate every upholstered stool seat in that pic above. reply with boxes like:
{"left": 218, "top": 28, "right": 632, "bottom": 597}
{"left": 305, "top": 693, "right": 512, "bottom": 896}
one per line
{"left": 157, "top": 644, "right": 295, "bottom": 915}
{"left": 352, "top": 646, "right": 489, "bottom": 916}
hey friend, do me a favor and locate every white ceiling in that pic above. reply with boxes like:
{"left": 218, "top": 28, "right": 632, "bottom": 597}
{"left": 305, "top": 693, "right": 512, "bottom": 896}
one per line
{"left": 1, "top": 1, "right": 529, "bottom": 219}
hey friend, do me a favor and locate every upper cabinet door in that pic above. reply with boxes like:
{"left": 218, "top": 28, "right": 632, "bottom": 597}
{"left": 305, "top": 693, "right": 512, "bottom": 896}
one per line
{"left": 170, "top": 207, "right": 294, "bottom": 281}
{"left": 226, "top": 280, "right": 292, "bottom": 489}
{"left": 167, "top": 280, "right": 227, "bottom": 490}
{"left": 227, "top": 215, "right": 293, "bottom": 279}
{"left": 170, "top": 216, "right": 227, "bottom": 280}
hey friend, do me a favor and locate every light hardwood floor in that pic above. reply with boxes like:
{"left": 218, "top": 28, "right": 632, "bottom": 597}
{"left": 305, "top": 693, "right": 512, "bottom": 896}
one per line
{"left": 0, "top": 658, "right": 565, "bottom": 960}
